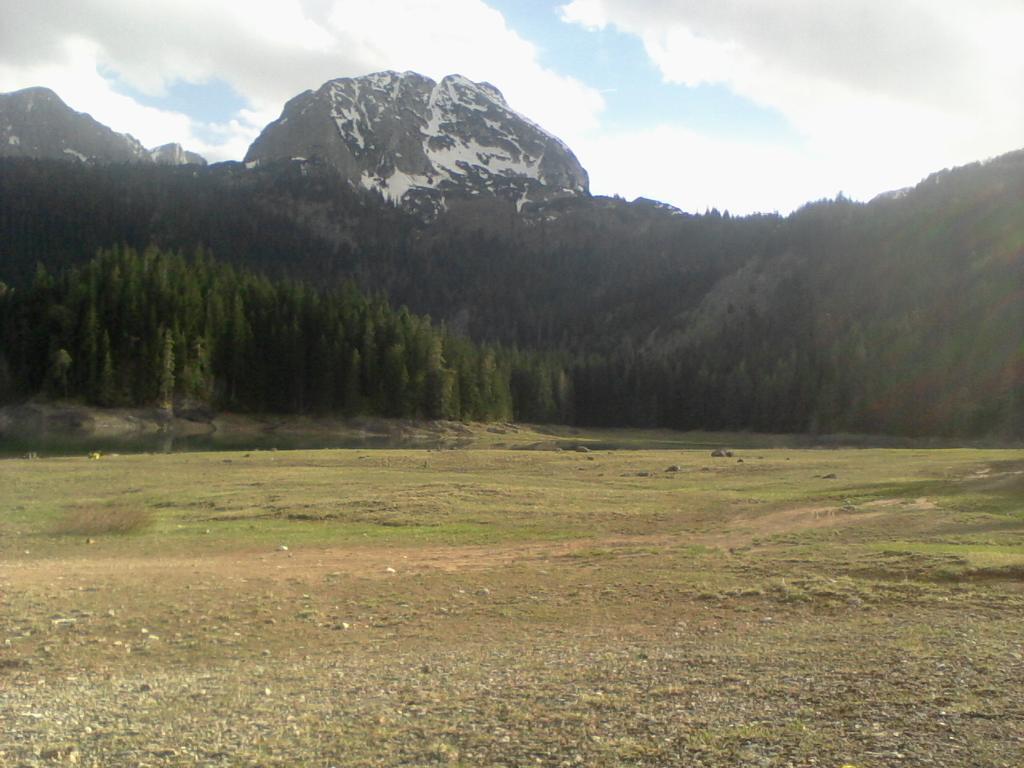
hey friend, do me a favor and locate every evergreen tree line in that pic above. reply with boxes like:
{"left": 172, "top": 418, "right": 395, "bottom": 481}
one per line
{"left": 1, "top": 157, "right": 1021, "bottom": 437}
{"left": 0, "top": 246, "right": 573, "bottom": 422}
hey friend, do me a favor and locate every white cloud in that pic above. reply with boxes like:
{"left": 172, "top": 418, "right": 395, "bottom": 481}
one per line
{"left": 561, "top": 0, "right": 1024, "bottom": 211}
{"left": 323, "top": 0, "right": 605, "bottom": 141}
{"left": 573, "top": 128, "right": 821, "bottom": 215}
{"left": 0, "top": 37, "right": 210, "bottom": 152}
{"left": 573, "top": 123, "right": 939, "bottom": 216}
{"left": 3, "top": 0, "right": 1020, "bottom": 211}
{"left": 0, "top": 0, "right": 603, "bottom": 164}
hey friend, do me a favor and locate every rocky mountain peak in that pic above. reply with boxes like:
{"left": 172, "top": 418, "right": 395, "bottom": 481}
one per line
{"left": 8, "top": 86, "right": 62, "bottom": 107}
{"left": 150, "top": 142, "right": 207, "bottom": 166}
{"left": 0, "top": 86, "right": 205, "bottom": 166}
{"left": 0, "top": 86, "right": 151, "bottom": 164}
{"left": 244, "top": 70, "right": 589, "bottom": 215}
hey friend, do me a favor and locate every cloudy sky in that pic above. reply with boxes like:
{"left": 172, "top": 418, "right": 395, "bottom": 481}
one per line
{"left": 2, "top": 0, "right": 1022, "bottom": 214}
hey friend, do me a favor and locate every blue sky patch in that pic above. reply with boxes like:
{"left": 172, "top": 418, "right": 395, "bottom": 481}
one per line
{"left": 109, "top": 75, "right": 249, "bottom": 126}
{"left": 487, "top": 0, "right": 798, "bottom": 144}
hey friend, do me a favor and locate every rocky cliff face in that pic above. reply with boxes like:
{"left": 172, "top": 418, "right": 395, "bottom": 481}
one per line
{"left": 244, "top": 71, "right": 589, "bottom": 214}
{"left": 0, "top": 87, "right": 206, "bottom": 166}
{"left": 150, "top": 142, "right": 207, "bottom": 166}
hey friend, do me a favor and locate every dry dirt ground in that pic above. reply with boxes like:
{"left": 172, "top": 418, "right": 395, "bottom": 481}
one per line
{"left": 1, "top": 445, "right": 1023, "bottom": 766}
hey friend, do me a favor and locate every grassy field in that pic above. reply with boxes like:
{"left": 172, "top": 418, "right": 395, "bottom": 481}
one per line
{"left": 1, "top": 426, "right": 1023, "bottom": 766}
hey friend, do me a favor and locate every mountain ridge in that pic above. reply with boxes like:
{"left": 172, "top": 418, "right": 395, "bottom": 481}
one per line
{"left": 150, "top": 142, "right": 207, "bottom": 166}
{"left": 0, "top": 86, "right": 206, "bottom": 166}
{"left": 0, "top": 144, "right": 1021, "bottom": 437}
{"left": 0, "top": 79, "right": 1020, "bottom": 438}
{"left": 244, "top": 70, "right": 589, "bottom": 215}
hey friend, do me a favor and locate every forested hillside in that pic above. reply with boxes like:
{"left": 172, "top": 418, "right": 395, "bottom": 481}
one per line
{"left": 0, "top": 158, "right": 416, "bottom": 287}
{"left": 0, "top": 247, "right": 571, "bottom": 422}
{"left": 0, "top": 153, "right": 1021, "bottom": 437}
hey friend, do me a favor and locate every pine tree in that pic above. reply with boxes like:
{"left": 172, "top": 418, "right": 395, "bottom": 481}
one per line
{"left": 0, "top": 351, "right": 13, "bottom": 402}
{"left": 158, "top": 328, "right": 175, "bottom": 409}
{"left": 382, "top": 342, "right": 410, "bottom": 417}
{"left": 187, "top": 336, "right": 213, "bottom": 402}
{"left": 343, "top": 348, "right": 362, "bottom": 414}
{"left": 80, "top": 304, "right": 99, "bottom": 398}
{"left": 47, "top": 348, "right": 73, "bottom": 399}
{"left": 97, "top": 331, "right": 117, "bottom": 407}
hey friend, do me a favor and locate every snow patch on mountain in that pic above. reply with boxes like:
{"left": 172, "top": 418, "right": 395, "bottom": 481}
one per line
{"left": 244, "top": 70, "right": 589, "bottom": 215}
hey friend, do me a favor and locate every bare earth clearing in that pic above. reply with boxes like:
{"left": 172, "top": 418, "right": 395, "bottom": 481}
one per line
{"left": 1, "top": 432, "right": 1023, "bottom": 766}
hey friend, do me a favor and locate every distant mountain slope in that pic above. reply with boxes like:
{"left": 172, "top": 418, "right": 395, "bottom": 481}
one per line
{"left": 0, "top": 87, "right": 151, "bottom": 163}
{"left": 0, "top": 122, "right": 1020, "bottom": 437}
{"left": 0, "top": 87, "right": 205, "bottom": 166}
{"left": 149, "top": 142, "right": 207, "bottom": 166}
{"left": 244, "top": 70, "right": 588, "bottom": 215}
{"left": 620, "top": 154, "right": 1024, "bottom": 435}
{"left": 0, "top": 158, "right": 409, "bottom": 287}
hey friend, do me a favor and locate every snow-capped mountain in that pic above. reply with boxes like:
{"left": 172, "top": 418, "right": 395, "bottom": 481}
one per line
{"left": 244, "top": 71, "right": 589, "bottom": 213}
{"left": 0, "top": 87, "right": 205, "bottom": 166}
{"left": 150, "top": 142, "right": 207, "bottom": 166}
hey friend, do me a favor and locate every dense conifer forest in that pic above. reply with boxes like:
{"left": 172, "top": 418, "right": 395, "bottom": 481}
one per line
{"left": 0, "top": 247, "right": 571, "bottom": 422}
{"left": 0, "top": 155, "right": 1021, "bottom": 437}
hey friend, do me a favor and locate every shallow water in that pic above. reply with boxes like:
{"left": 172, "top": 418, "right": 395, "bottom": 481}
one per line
{"left": 0, "top": 430, "right": 452, "bottom": 458}
{"left": 2, "top": 427, "right": 1006, "bottom": 458}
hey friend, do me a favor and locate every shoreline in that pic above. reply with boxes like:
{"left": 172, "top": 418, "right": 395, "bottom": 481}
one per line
{"left": 1, "top": 401, "right": 1020, "bottom": 455}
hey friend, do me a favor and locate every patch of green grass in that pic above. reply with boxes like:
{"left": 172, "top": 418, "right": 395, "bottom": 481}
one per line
{"left": 4, "top": 431, "right": 1024, "bottom": 768}
{"left": 867, "top": 541, "right": 1024, "bottom": 574}
{"left": 2, "top": 442, "right": 1023, "bottom": 562}
{"left": 872, "top": 541, "right": 1024, "bottom": 556}
{"left": 842, "top": 458, "right": 1024, "bottom": 518}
